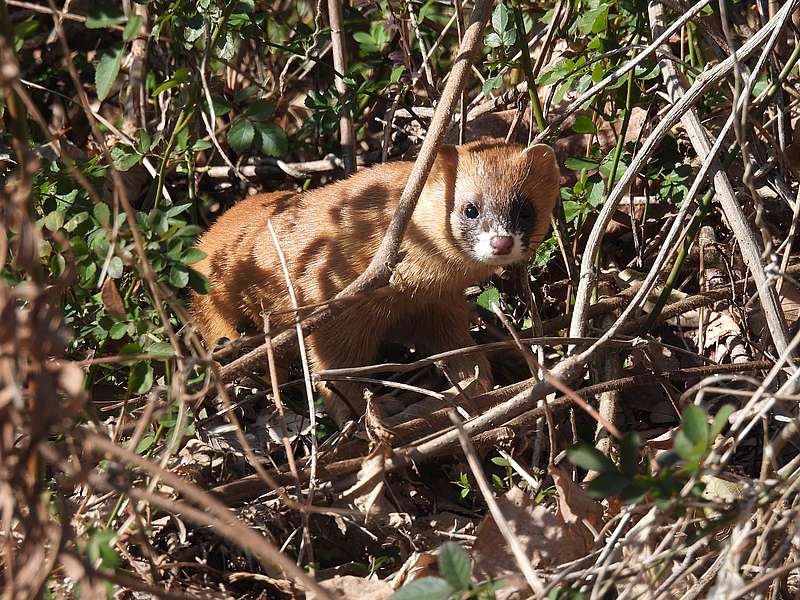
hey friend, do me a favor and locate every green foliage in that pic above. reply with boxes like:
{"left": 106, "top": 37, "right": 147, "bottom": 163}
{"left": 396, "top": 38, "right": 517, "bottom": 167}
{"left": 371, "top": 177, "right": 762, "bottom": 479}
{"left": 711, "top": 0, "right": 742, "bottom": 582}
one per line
{"left": 567, "top": 405, "right": 736, "bottom": 504}
{"left": 390, "top": 542, "right": 505, "bottom": 600}
{"left": 451, "top": 472, "right": 472, "bottom": 500}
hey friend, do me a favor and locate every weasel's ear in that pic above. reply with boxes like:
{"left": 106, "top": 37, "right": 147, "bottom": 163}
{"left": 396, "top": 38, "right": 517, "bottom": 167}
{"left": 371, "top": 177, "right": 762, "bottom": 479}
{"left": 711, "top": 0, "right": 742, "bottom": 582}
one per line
{"left": 521, "top": 143, "right": 558, "bottom": 174}
{"left": 520, "top": 143, "right": 560, "bottom": 215}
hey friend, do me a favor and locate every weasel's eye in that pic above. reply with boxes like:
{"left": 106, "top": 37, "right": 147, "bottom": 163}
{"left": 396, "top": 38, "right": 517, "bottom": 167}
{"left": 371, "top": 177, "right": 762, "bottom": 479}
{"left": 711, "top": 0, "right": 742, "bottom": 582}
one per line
{"left": 518, "top": 203, "right": 533, "bottom": 220}
{"left": 464, "top": 204, "right": 479, "bottom": 219}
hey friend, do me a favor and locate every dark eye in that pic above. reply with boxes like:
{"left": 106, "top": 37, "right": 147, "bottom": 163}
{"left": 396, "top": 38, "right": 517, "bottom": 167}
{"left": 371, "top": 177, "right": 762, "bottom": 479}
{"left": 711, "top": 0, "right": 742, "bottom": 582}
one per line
{"left": 518, "top": 203, "right": 533, "bottom": 220}
{"left": 464, "top": 204, "right": 479, "bottom": 219}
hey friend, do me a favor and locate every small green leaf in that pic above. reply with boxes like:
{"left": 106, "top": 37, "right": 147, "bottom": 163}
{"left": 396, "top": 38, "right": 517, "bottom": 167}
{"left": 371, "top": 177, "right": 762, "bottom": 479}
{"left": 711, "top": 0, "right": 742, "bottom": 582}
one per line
{"left": 485, "top": 32, "right": 503, "bottom": 48}
{"left": 571, "top": 115, "right": 597, "bottom": 134}
{"left": 566, "top": 443, "right": 617, "bottom": 474}
{"left": 86, "top": 4, "right": 126, "bottom": 28}
{"left": 87, "top": 529, "right": 120, "bottom": 570}
{"left": 438, "top": 542, "right": 472, "bottom": 591}
{"left": 128, "top": 361, "right": 154, "bottom": 395}
{"left": 585, "top": 470, "right": 630, "bottom": 498}
{"left": 107, "top": 256, "right": 124, "bottom": 279}
{"left": 44, "top": 211, "right": 64, "bottom": 231}
{"left": 169, "top": 265, "right": 189, "bottom": 288}
{"left": 148, "top": 342, "right": 175, "bottom": 359}
{"left": 476, "top": 287, "right": 500, "bottom": 311}
{"left": 492, "top": 4, "right": 510, "bottom": 33}
{"left": 136, "top": 434, "right": 155, "bottom": 454}
{"left": 123, "top": 14, "right": 143, "bottom": 42}
{"left": 95, "top": 45, "right": 124, "bottom": 101}
{"left": 245, "top": 99, "right": 274, "bottom": 121}
{"left": 109, "top": 322, "right": 128, "bottom": 340}
{"left": 227, "top": 118, "right": 255, "bottom": 153}
{"left": 255, "top": 123, "right": 288, "bottom": 157}
{"left": 94, "top": 203, "right": 111, "bottom": 227}
{"left": 188, "top": 268, "right": 209, "bottom": 294}
{"left": 710, "top": 404, "right": 735, "bottom": 441}
{"left": 482, "top": 74, "right": 503, "bottom": 95}
{"left": 390, "top": 576, "right": 453, "bottom": 600}
{"left": 619, "top": 432, "right": 640, "bottom": 477}
{"left": 181, "top": 248, "right": 206, "bottom": 265}
{"left": 565, "top": 156, "right": 600, "bottom": 171}
{"left": 681, "top": 404, "right": 708, "bottom": 447}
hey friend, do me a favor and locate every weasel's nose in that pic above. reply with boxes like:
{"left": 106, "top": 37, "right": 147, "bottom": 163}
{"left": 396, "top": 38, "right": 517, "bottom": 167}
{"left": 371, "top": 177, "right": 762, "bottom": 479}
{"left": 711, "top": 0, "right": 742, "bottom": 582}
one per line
{"left": 490, "top": 235, "right": 514, "bottom": 255}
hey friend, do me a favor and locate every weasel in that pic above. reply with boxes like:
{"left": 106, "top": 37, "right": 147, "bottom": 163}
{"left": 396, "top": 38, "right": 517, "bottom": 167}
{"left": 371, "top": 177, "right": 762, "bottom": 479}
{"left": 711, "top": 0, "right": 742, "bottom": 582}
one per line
{"left": 191, "top": 139, "right": 560, "bottom": 424}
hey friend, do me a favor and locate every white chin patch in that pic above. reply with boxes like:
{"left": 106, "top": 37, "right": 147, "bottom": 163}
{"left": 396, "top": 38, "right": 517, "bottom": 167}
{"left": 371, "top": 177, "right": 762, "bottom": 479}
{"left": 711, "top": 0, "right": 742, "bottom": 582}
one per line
{"left": 473, "top": 230, "right": 526, "bottom": 264}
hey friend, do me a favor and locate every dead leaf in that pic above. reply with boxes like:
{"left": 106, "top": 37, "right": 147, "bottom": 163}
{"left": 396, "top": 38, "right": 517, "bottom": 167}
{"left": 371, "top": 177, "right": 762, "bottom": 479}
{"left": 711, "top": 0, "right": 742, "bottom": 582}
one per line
{"left": 101, "top": 278, "right": 126, "bottom": 320}
{"left": 471, "top": 486, "right": 596, "bottom": 581}
{"left": 309, "top": 575, "right": 393, "bottom": 599}
{"left": 389, "top": 551, "right": 438, "bottom": 589}
{"left": 550, "top": 466, "right": 604, "bottom": 532}
{"left": 339, "top": 444, "right": 392, "bottom": 525}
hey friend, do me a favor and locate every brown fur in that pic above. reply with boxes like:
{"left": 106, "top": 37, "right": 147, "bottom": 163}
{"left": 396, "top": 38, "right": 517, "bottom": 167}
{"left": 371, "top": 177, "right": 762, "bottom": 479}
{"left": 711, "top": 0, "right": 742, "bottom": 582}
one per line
{"left": 191, "top": 140, "right": 560, "bottom": 423}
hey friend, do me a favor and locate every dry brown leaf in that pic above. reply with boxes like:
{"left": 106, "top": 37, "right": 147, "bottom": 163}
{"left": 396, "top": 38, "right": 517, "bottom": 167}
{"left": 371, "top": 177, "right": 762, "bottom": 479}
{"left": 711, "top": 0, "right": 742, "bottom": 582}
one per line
{"left": 550, "top": 466, "right": 604, "bottom": 532}
{"left": 309, "top": 575, "right": 393, "bottom": 599}
{"left": 339, "top": 443, "right": 392, "bottom": 525}
{"left": 101, "top": 277, "right": 126, "bottom": 320}
{"left": 471, "top": 486, "right": 594, "bottom": 581}
{"left": 389, "top": 551, "right": 438, "bottom": 589}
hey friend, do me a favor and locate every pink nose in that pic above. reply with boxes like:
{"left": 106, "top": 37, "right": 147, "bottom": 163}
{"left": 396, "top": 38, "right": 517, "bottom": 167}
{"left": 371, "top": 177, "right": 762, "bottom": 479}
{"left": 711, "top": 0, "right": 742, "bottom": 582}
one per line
{"left": 490, "top": 235, "right": 514, "bottom": 255}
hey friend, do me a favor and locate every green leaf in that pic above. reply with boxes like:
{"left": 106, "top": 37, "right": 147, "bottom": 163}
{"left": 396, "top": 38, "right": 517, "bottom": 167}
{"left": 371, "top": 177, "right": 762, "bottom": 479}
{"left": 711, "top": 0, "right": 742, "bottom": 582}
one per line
{"left": 165, "top": 203, "right": 192, "bottom": 218}
{"left": 255, "top": 123, "right": 288, "bottom": 157}
{"left": 566, "top": 443, "right": 617, "bottom": 474}
{"left": 485, "top": 32, "right": 503, "bottom": 48}
{"left": 476, "top": 287, "right": 500, "bottom": 311}
{"left": 87, "top": 529, "right": 120, "bottom": 570}
{"left": 107, "top": 256, "right": 124, "bottom": 279}
{"left": 188, "top": 268, "right": 210, "bottom": 294}
{"left": 44, "top": 210, "right": 64, "bottom": 232}
{"left": 390, "top": 576, "right": 453, "bottom": 600}
{"left": 482, "top": 74, "right": 503, "bottom": 95}
{"left": 95, "top": 45, "right": 124, "bottom": 102}
{"left": 586, "top": 470, "right": 630, "bottom": 498}
{"left": 86, "top": 4, "right": 126, "bottom": 28}
{"left": 227, "top": 118, "right": 255, "bottom": 153}
{"left": 148, "top": 342, "right": 175, "bottom": 359}
{"left": 438, "top": 542, "right": 472, "bottom": 591}
{"left": 109, "top": 322, "right": 128, "bottom": 340}
{"left": 169, "top": 265, "right": 189, "bottom": 288}
{"left": 94, "top": 203, "right": 111, "bottom": 227}
{"left": 135, "top": 434, "right": 155, "bottom": 454}
{"left": 181, "top": 248, "right": 206, "bottom": 265}
{"left": 128, "top": 361, "right": 154, "bottom": 395}
{"left": 111, "top": 145, "right": 142, "bottom": 171}
{"left": 245, "top": 99, "right": 275, "bottom": 121}
{"left": 492, "top": 4, "right": 510, "bottom": 33}
{"left": 681, "top": 404, "right": 708, "bottom": 447}
{"left": 565, "top": 156, "right": 600, "bottom": 171}
{"left": 571, "top": 115, "right": 597, "bottom": 134}
{"left": 710, "top": 404, "right": 735, "bottom": 441}
{"left": 673, "top": 431, "right": 697, "bottom": 461}
{"left": 390, "top": 67, "right": 405, "bottom": 84}
{"left": 123, "top": 14, "right": 143, "bottom": 42}
{"left": 619, "top": 432, "right": 640, "bottom": 477}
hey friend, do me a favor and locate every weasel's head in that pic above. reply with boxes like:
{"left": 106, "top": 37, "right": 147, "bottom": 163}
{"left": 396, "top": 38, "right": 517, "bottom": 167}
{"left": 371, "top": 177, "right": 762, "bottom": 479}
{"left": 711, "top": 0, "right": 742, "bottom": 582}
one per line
{"left": 433, "top": 140, "right": 560, "bottom": 268}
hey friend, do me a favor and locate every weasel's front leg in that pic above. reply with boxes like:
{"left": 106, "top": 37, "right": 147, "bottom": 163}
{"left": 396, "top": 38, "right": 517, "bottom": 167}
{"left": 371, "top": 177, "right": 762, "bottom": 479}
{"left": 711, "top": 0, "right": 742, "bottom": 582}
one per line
{"left": 397, "top": 301, "right": 493, "bottom": 394}
{"left": 308, "top": 305, "right": 384, "bottom": 425}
